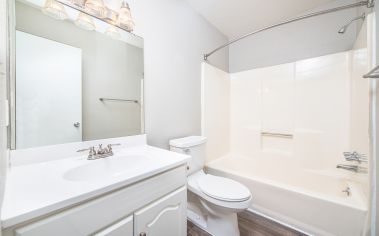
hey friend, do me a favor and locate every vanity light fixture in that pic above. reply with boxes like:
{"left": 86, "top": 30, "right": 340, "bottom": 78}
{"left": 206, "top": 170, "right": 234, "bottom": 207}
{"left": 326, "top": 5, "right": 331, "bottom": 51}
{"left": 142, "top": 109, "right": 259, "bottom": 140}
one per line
{"left": 75, "top": 12, "right": 95, "bottom": 31}
{"left": 70, "top": 0, "right": 85, "bottom": 6}
{"left": 117, "top": 1, "right": 135, "bottom": 32}
{"left": 84, "top": 0, "right": 107, "bottom": 19}
{"left": 42, "top": 0, "right": 68, "bottom": 20}
{"left": 43, "top": 0, "right": 136, "bottom": 35}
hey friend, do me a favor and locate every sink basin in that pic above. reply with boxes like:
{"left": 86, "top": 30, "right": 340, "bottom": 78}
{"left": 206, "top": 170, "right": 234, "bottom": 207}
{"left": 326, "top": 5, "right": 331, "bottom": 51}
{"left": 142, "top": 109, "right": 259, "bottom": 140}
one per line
{"left": 64, "top": 155, "right": 149, "bottom": 182}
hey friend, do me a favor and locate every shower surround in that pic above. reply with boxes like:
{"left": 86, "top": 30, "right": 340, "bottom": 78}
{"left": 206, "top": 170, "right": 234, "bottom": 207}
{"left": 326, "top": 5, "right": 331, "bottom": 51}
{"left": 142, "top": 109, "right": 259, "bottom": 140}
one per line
{"left": 201, "top": 17, "right": 373, "bottom": 236}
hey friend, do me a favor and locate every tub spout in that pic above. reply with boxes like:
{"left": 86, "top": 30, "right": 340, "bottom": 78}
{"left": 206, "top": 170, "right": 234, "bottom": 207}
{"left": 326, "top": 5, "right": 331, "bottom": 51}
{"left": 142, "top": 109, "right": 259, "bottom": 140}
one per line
{"left": 342, "top": 187, "right": 351, "bottom": 196}
{"left": 336, "top": 164, "right": 367, "bottom": 173}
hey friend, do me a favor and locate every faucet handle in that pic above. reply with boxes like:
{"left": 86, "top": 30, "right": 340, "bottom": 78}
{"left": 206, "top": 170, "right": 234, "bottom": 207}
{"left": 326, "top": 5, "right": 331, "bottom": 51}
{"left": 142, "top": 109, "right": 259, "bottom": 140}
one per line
{"left": 343, "top": 151, "right": 352, "bottom": 157}
{"left": 97, "top": 144, "right": 106, "bottom": 154}
{"left": 107, "top": 144, "right": 113, "bottom": 154}
{"left": 343, "top": 151, "right": 367, "bottom": 163}
{"left": 77, "top": 146, "right": 97, "bottom": 160}
{"left": 89, "top": 146, "right": 96, "bottom": 155}
{"left": 106, "top": 143, "right": 120, "bottom": 154}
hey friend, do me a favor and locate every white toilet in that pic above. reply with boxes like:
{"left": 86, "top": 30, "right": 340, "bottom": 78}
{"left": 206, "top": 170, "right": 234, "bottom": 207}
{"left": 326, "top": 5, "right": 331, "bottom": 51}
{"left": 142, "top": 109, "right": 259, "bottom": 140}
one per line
{"left": 170, "top": 136, "right": 252, "bottom": 236}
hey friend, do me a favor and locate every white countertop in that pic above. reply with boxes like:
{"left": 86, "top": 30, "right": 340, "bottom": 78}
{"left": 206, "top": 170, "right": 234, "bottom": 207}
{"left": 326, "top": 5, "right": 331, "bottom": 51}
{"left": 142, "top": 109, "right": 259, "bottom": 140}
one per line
{"left": 1, "top": 145, "right": 189, "bottom": 228}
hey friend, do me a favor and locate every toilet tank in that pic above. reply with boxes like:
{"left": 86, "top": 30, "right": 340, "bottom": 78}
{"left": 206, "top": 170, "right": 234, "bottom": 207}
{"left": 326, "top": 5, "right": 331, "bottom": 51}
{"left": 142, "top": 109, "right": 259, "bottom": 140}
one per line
{"left": 169, "top": 136, "right": 207, "bottom": 175}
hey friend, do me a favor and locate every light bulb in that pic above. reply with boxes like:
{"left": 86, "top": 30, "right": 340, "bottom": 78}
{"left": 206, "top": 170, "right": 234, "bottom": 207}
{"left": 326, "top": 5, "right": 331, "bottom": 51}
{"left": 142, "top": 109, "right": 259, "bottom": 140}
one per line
{"left": 42, "top": 0, "right": 68, "bottom": 20}
{"left": 85, "top": 0, "right": 107, "bottom": 18}
{"left": 70, "top": 0, "right": 85, "bottom": 7}
{"left": 117, "top": 1, "right": 134, "bottom": 32}
{"left": 75, "top": 12, "right": 95, "bottom": 31}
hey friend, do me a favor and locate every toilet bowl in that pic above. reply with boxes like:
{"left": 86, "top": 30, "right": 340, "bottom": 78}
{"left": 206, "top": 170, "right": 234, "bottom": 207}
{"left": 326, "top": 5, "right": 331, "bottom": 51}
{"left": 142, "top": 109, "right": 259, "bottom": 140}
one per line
{"left": 169, "top": 136, "right": 252, "bottom": 236}
{"left": 188, "top": 170, "right": 252, "bottom": 236}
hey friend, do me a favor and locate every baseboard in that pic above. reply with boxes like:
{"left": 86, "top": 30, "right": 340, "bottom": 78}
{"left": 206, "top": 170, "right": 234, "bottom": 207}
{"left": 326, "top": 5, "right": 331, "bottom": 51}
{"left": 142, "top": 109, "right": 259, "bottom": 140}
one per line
{"left": 246, "top": 208, "right": 312, "bottom": 236}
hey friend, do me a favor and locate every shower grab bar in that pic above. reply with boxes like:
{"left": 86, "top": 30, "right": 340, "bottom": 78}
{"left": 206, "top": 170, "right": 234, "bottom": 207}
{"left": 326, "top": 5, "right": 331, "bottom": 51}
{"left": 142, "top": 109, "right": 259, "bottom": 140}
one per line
{"left": 261, "top": 132, "right": 293, "bottom": 139}
{"left": 363, "top": 65, "right": 379, "bottom": 78}
{"left": 99, "top": 98, "right": 139, "bottom": 103}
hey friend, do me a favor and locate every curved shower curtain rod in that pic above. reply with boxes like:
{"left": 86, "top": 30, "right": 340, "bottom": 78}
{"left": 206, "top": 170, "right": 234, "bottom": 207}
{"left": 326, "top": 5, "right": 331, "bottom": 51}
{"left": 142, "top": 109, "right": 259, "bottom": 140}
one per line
{"left": 203, "top": 0, "right": 375, "bottom": 61}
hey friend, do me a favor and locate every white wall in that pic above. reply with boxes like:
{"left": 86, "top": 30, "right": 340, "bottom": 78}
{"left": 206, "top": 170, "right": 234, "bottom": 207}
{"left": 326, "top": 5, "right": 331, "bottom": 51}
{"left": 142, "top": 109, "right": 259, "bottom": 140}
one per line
{"left": 128, "top": 0, "right": 229, "bottom": 148}
{"left": 229, "top": 52, "right": 356, "bottom": 169}
{"left": 229, "top": 0, "right": 362, "bottom": 73}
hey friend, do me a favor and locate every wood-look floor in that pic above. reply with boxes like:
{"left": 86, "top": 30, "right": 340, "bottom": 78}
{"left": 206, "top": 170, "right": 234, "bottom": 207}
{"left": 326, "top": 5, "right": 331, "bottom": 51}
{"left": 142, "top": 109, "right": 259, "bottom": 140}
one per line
{"left": 187, "top": 220, "right": 212, "bottom": 236}
{"left": 187, "top": 211, "right": 307, "bottom": 236}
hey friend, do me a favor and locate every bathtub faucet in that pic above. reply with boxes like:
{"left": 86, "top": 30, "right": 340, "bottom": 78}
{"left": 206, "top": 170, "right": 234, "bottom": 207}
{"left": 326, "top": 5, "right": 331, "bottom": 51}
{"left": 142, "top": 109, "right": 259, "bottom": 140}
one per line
{"left": 343, "top": 151, "right": 367, "bottom": 163}
{"left": 336, "top": 164, "right": 367, "bottom": 173}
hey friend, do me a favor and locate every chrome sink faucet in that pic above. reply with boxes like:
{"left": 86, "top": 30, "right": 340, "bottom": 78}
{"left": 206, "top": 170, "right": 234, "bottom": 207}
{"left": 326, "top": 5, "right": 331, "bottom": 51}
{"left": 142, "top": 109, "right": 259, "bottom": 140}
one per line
{"left": 77, "top": 143, "right": 121, "bottom": 160}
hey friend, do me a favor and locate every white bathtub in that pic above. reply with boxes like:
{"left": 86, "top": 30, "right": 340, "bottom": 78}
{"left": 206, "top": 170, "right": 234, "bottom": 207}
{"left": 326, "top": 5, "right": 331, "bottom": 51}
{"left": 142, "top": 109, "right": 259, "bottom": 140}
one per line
{"left": 206, "top": 155, "right": 368, "bottom": 236}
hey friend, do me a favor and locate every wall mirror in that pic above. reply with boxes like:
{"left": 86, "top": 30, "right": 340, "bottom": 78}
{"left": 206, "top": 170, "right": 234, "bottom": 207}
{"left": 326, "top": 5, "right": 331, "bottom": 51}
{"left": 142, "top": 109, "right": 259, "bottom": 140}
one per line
{"left": 9, "top": 0, "right": 144, "bottom": 149}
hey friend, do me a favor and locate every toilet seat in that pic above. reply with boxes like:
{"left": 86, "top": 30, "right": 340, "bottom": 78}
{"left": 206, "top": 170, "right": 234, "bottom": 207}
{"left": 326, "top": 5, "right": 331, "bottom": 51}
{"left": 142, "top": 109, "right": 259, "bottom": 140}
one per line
{"left": 188, "top": 170, "right": 252, "bottom": 215}
{"left": 197, "top": 174, "right": 251, "bottom": 202}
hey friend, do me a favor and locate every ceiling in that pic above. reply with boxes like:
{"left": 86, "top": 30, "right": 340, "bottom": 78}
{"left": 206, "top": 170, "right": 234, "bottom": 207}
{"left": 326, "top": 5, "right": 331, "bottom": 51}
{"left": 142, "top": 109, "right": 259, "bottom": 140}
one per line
{"left": 186, "top": 0, "right": 337, "bottom": 38}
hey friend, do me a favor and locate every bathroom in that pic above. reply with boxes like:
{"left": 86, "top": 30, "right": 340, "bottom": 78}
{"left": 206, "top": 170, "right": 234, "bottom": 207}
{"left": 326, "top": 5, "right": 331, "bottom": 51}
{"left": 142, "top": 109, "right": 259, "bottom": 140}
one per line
{"left": 0, "top": 0, "right": 378, "bottom": 235}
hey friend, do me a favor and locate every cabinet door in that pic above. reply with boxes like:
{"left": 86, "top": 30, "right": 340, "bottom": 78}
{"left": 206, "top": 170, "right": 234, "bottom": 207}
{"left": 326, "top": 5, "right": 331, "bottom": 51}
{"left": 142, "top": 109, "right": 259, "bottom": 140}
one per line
{"left": 134, "top": 187, "right": 186, "bottom": 236}
{"left": 94, "top": 215, "right": 133, "bottom": 236}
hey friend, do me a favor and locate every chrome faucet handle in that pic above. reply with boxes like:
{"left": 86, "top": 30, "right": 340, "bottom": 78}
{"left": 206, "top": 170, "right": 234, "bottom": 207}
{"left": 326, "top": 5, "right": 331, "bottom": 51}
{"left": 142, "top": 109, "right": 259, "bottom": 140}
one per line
{"left": 97, "top": 144, "right": 106, "bottom": 154}
{"left": 107, "top": 144, "right": 113, "bottom": 154}
{"left": 343, "top": 151, "right": 368, "bottom": 163}
{"left": 88, "top": 147, "right": 97, "bottom": 160}
{"left": 107, "top": 143, "right": 120, "bottom": 153}
{"left": 108, "top": 143, "right": 121, "bottom": 151}
{"left": 345, "top": 156, "right": 368, "bottom": 163}
{"left": 351, "top": 151, "right": 367, "bottom": 158}
{"left": 77, "top": 146, "right": 97, "bottom": 160}
{"left": 89, "top": 146, "right": 96, "bottom": 155}
{"left": 343, "top": 152, "right": 353, "bottom": 157}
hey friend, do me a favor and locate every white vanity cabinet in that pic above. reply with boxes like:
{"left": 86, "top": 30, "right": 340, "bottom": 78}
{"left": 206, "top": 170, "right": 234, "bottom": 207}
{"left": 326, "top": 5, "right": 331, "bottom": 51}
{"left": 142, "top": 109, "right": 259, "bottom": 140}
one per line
{"left": 3, "top": 166, "right": 187, "bottom": 236}
{"left": 94, "top": 215, "right": 134, "bottom": 236}
{"left": 134, "top": 187, "right": 186, "bottom": 236}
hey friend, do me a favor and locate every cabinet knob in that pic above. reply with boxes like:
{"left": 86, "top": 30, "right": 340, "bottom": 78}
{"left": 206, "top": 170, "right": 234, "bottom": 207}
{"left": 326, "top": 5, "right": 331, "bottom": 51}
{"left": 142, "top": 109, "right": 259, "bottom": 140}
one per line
{"left": 139, "top": 233, "right": 146, "bottom": 236}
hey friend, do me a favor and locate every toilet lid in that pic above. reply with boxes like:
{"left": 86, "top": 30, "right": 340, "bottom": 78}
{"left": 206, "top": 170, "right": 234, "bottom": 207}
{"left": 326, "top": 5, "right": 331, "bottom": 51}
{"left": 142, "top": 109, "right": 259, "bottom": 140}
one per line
{"left": 197, "top": 174, "right": 251, "bottom": 202}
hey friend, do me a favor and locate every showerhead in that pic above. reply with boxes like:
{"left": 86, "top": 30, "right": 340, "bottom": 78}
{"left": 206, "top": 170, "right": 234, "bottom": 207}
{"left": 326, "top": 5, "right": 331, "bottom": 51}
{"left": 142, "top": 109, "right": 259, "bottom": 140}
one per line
{"left": 338, "top": 13, "right": 366, "bottom": 34}
{"left": 338, "top": 25, "right": 348, "bottom": 34}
